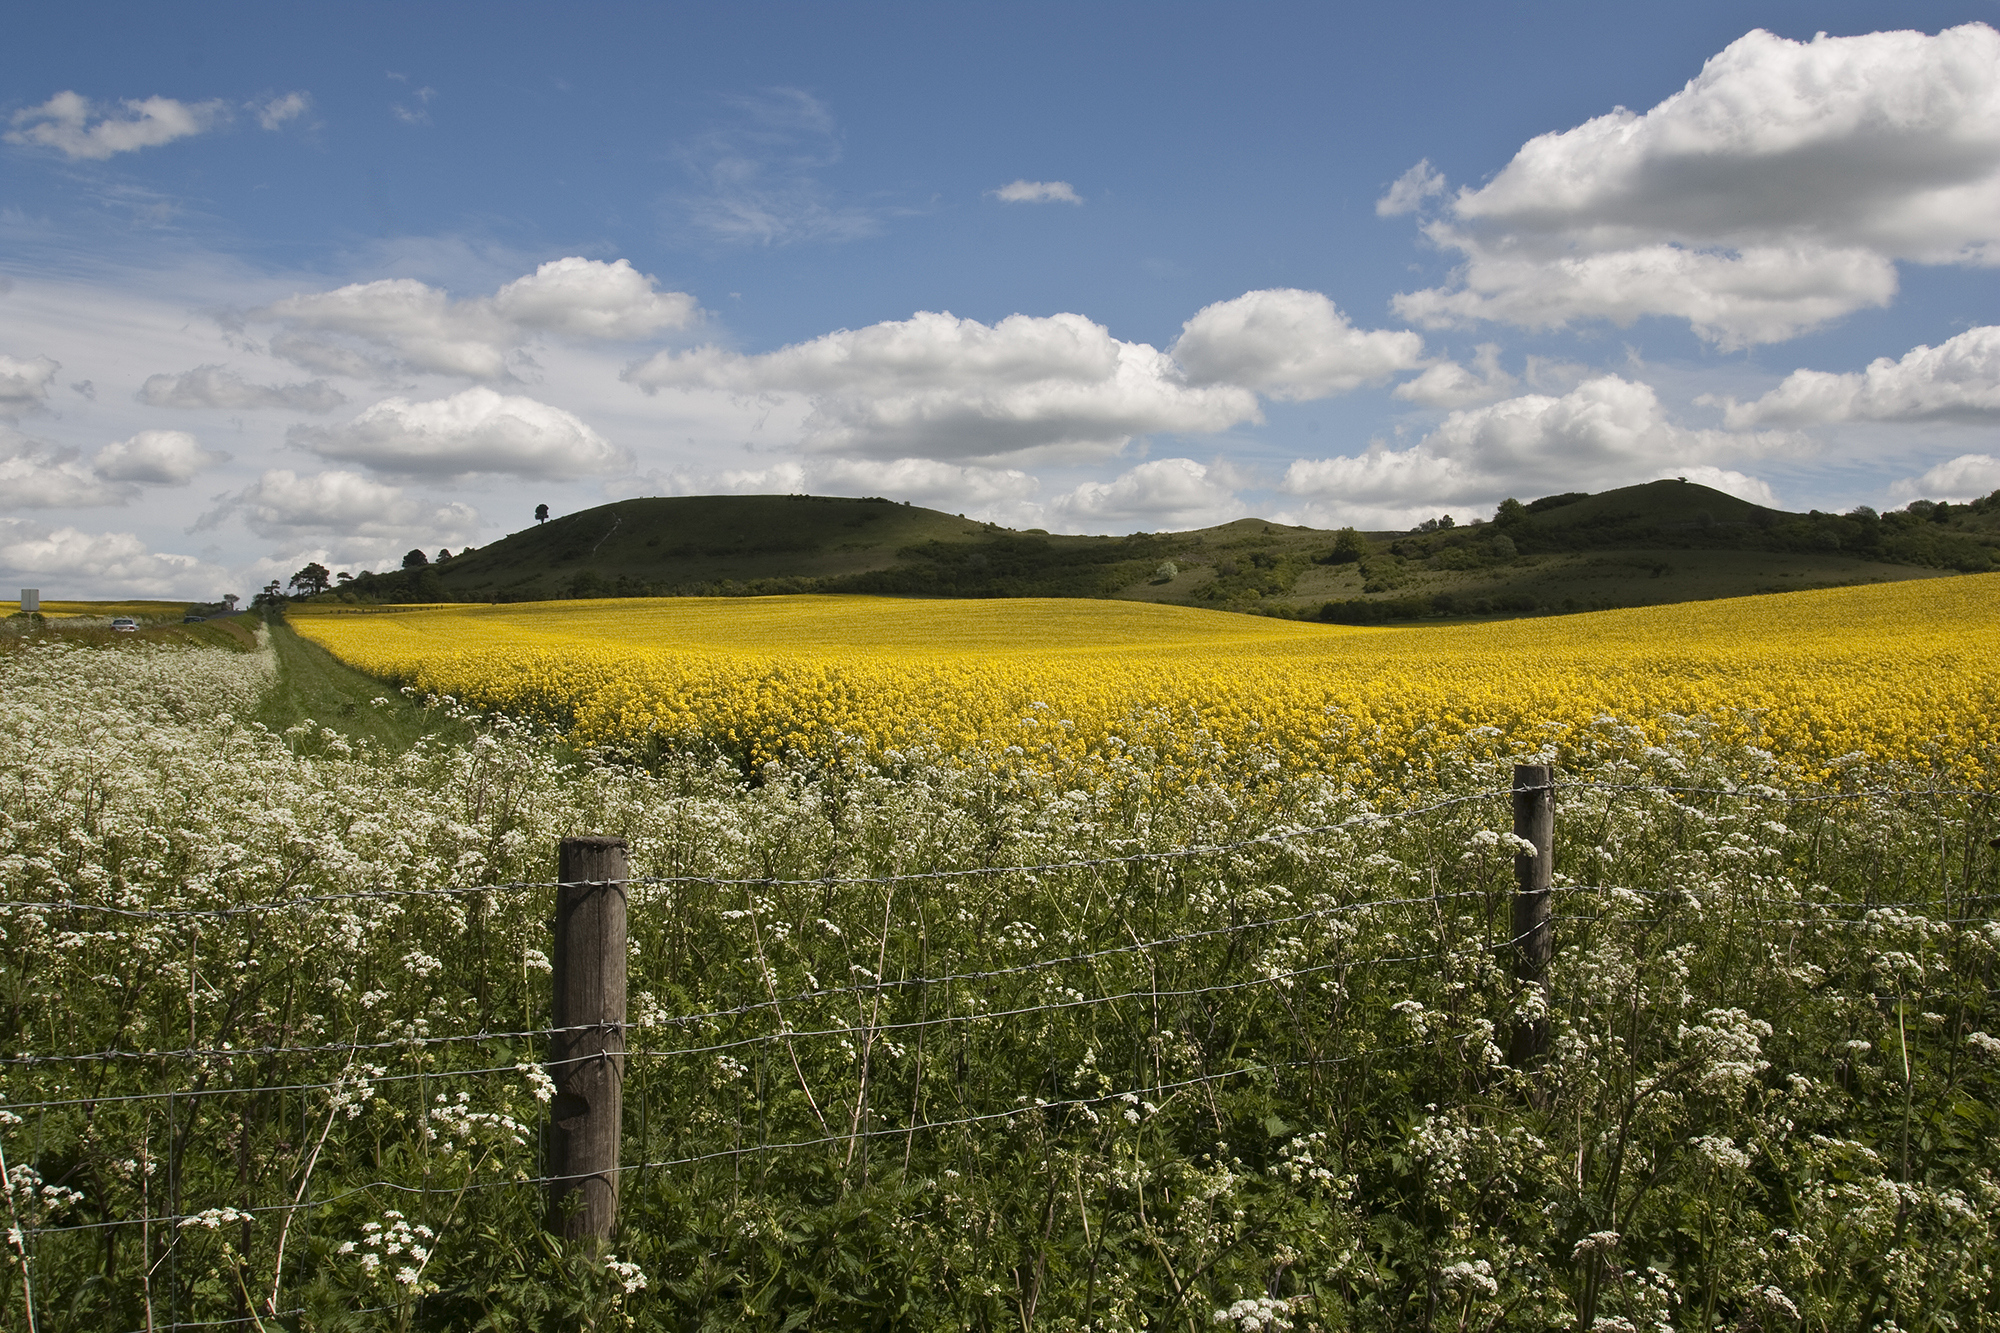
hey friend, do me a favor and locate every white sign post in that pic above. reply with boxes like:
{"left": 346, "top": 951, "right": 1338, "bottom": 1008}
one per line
{"left": 18, "top": 589, "right": 38, "bottom": 613}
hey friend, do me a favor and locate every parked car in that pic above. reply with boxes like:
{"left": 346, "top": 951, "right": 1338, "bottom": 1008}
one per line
{"left": 109, "top": 617, "right": 139, "bottom": 632}
{"left": 183, "top": 613, "right": 205, "bottom": 623}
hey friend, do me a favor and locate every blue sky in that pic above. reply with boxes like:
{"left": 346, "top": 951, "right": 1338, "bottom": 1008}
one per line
{"left": 3, "top": 1, "right": 1998, "bottom": 598}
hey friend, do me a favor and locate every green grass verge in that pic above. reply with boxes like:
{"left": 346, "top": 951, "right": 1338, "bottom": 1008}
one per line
{"left": 256, "top": 615, "right": 478, "bottom": 751}
{"left": 0, "top": 613, "right": 259, "bottom": 655}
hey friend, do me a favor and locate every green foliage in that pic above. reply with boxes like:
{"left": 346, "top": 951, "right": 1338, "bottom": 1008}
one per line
{"left": 1196, "top": 547, "right": 1306, "bottom": 606}
{"left": 828, "top": 533, "right": 1171, "bottom": 598}
{"left": 1319, "top": 591, "right": 1540, "bottom": 623}
{"left": 1322, "top": 528, "right": 1369, "bottom": 565}
{"left": 291, "top": 562, "right": 333, "bottom": 596}
{"left": 1765, "top": 507, "right": 1999, "bottom": 572}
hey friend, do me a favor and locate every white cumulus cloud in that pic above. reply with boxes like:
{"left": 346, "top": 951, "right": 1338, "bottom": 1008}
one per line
{"left": 262, "top": 277, "right": 514, "bottom": 378}
{"left": 0, "top": 518, "right": 228, "bottom": 597}
{"left": 1173, "top": 289, "right": 1428, "bottom": 401}
{"left": 1392, "top": 24, "right": 2000, "bottom": 347}
{"left": 490, "top": 257, "right": 701, "bottom": 340}
{"left": 199, "top": 468, "right": 481, "bottom": 543}
{"left": 266, "top": 334, "right": 393, "bottom": 381}
{"left": 1393, "top": 344, "right": 1519, "bottom": 409}
{"left": 803, "top": 457, "right": 1039, "bottom": 510}
{"left": 139, "top": 364, "right": 346, "bottom": 413}
{"left": 1376, "top": 159, "right": 1447, "bottom": 217}
{"left": 0, "top": 354, "right": 60, "bottom": 417}
{"left": 258, "top": 257, "right": 701, "bottom": 381}
{"left": 291, "top": 387, "right": 629, "bottom": 481}
{"left": 6, "top": 91, "right": 230, "bottom": 159}
{"left": 993, "top": 180, "right": 1083, "bottom": 205}
{"left": 1716, "top": 324, "right": 2000, "bottom": 426}
{"left": 1050, "top": 458, "right": 1249, "bottom": 531}
{"left": 656, "top": 456, "right": 1042, "bottom": 514}
{"left": 1891, "top": 453, "right": 2000, "bottom": 502}
{"left": 625, "top": 309, "right": 1260, "bottom": 463}
{"left": 1282, "top": 376, "right": 1791, "bottom": 526}
{"left": 252, "top": 91, "right": 311, "bottom": 130}
{"left": 92, "top": 430, "right": 230, "bottom": 485}
{"left": 0, "top": 429, "right": 133, "bottom": 508}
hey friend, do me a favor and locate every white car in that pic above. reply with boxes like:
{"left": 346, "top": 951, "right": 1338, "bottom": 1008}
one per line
{"left": 109, "top": 617, "right": 139, "bottom": 632}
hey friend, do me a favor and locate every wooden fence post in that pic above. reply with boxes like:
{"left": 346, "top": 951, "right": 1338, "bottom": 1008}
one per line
{"left": 1508, "top": 764, "right": 1554, "bottom": 1070}
{"left": 548, "top": 835, "right": 628, "bottom": 1243}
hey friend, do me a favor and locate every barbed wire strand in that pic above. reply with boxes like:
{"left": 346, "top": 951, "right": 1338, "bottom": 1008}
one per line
{"left": 25, "top": 1042, "right": 1457, "bottom": 1240}
{"left": 1557, "top": 780, "right": 1994, "bottom": 803}
{"left": 0, "top": 888, "right": 1501, "bottom": 1066}
{"left": 0, "top": 929, "right": 1522, "bottom": 1113}
{"left": 7, "top": 885, "right": 1992, "bottom": 1074}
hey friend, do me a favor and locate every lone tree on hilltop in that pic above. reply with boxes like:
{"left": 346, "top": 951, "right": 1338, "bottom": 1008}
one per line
{"left": 535, "top": 503, "right": 549, "bottom": 524}
{"left": 288, "top": 562, "right": 331, "bottom": 596}
{"left": 403, "top": 549, "right": 430, "bottom": 569}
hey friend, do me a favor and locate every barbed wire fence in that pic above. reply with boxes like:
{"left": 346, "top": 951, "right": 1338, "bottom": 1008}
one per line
{"left": 1, "top": 770, "right": 1995, "bottom": 1330}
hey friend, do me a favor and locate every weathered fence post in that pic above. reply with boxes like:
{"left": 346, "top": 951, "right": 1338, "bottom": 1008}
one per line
{"left": 1508, "top": 764, "right": 1555, "bottom": 1070}
{"left": 548, "top": 835, "right": 628, "bottom": 1243}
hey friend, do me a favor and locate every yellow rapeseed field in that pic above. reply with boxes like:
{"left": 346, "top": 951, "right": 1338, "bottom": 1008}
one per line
{"left": 291, "top": 575, "right": 2000, "bottom": 782}
{"left": 24, "top": 600, "right": 189, "bottom": 618}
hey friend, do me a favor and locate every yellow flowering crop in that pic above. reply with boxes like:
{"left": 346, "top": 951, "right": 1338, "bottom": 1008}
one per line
{"left": 291, "top": 575, "right": 2000, "bottom": 782}
{"left": 28, "top": 600, "right": 188, "bottom": 618}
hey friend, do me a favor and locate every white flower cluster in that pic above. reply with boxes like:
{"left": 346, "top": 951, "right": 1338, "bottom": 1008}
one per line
{"left": 604, "top": 1251, "right": 648, "bottom": 1295}
{"left": 1688, "top": 1134, "right": 1751, "bottom": 1174}
{"left": 403, "top": 949, "right": 445, "bottom": 979}
{"left": 423, "top": 1090, "right": 528, "bottom": 1155}
{"left": 517, "top": 1063, "right": 557, "bottom": 1104}
{"left": 179, "top": 1206, "right": 253, "bottom": 1230}
{"left": 1212, "top": 1295, "right": 1291, "bottom": 1330}
{"left": 3, "top": 1163, "right": 82, "bottom": 1221}
{"left": 1438, "top": 1258, "right": 1498, "bottom": 1297}
{"left": 328, "top": 1064, "right": 388, "bottom": 1119}
{"left": 1747, "top": 1284, "right": 1801, "bottom": 1320}
{"left": 1677, "top": 1008, "right": 1772, "bottom": 1098}
{"left": 338, "top": 1210, "right": 437, "bottom": 1292}
{"left": 1271, "top": 1130, "right": 1339, "bottom": 1189}
{"left": 1570, "top": 1230, "right": 1620, "bottom": 1261}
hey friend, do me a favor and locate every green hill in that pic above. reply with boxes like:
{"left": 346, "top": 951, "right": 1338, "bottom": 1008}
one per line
{"left": 328, "top": 482, "right": 2000, "bottom": 623}
{"left": 408, "top": 495, "right": 984, "bottom": 601}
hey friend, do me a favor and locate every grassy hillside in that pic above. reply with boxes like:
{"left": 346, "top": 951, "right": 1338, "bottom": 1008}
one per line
{"left": 397, "top": 495, "right": 991, "bottom": 601}
{"left": 328, "top": 482, "right": 2000, "bottom": 623}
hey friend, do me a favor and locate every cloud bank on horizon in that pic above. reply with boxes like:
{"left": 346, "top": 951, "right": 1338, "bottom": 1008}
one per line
{"left": 2, "top": 11, "right": 1997, "bottom": 597}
